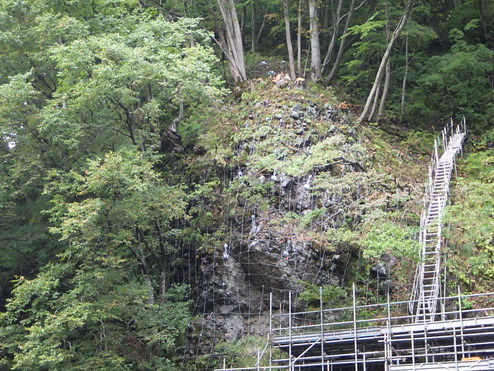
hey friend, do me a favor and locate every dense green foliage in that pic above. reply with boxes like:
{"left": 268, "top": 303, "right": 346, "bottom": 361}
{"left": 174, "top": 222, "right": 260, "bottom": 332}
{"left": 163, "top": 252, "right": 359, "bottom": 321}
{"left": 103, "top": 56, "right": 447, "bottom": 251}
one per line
{"left": 0, "top": 1, "right": 223, "bottom": 369}
{"left": 446, "top": 136, "right": 494, "bottom": 293}
{"left": 0, "top": 0, "right": 492, "bottom": 369}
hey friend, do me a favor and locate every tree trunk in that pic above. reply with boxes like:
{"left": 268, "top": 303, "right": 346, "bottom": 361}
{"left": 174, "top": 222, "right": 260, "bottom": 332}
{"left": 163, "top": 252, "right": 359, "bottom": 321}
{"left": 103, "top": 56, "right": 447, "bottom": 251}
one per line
{"left": 479, "top": 0, "right": 488, "bottom": 43}
{"left": 297, "top": 0, "right": 303, "bottom": 76}
{"left": 217, "top": 0, "right": 247, "bottom": 82}
{"left": 376, "top": 0, "right": 391, "bottom": 121}
{"left": 376, "top": 58, "right": 391, "bottom": 120}
{"left": 240, "top": 0, "right": 246, "bottom": 31}
{"left": 322, "top": 0, "right": 343, "bottom": 73}
{"left": 251, "top": 3, "right": 255, "bottom": 52}
{"left": 325, "top": 0, "right": 358, "bottom": 83}
{"left": 401, "top": 34, "right": 409, "bottom": 119}
{"left": 284, "top": 0, "right": 297, "bottom": 80}
{"left": 309, "top": 0, "right": 322, "bottom": 80}
{"left": 358, "top": 0, "right": 413, "bottom": 123}
{"left": 369, "top": 78, "right": 382, "bottom": 120}
{"left": 256, "top": 11, "right": 268, "bottom": 47}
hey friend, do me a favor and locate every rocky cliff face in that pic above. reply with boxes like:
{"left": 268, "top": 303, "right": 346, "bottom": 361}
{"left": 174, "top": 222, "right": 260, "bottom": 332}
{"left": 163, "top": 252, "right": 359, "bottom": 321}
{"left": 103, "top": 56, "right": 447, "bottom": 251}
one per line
{"left": 185, "top": 82, "right": 424, "bottom": 364}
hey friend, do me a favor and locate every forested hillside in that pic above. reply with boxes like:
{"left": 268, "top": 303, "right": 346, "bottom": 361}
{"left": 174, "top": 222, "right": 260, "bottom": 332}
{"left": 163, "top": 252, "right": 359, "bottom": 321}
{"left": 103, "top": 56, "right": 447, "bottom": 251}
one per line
{"left": 0, "top": 0, "right": 492, "bottom": 370}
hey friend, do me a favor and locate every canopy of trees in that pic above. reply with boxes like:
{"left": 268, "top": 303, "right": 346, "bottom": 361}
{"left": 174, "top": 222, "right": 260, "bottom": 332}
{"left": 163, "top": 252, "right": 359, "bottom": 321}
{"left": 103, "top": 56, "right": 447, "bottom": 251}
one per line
{"left": 0, "top": 0, "right": 492, "bottom": 369}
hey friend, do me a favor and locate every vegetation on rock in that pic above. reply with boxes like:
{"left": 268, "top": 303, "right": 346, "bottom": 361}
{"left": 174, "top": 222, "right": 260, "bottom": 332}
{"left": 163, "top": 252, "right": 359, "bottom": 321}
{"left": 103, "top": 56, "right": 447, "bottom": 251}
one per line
{"left": 0, "top": 0, "right": 492, "bottom": 369}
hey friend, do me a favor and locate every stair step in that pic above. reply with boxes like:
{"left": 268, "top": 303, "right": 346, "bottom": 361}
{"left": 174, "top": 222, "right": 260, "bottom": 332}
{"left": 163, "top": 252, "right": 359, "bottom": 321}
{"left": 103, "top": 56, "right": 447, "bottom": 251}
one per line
{"left": 414, "top": 128, "right": 464, "bottom": 318}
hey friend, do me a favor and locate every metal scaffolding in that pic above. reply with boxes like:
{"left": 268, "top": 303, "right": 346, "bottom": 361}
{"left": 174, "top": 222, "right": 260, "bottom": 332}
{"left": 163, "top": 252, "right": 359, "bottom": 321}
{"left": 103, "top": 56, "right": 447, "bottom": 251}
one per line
{"left": 214, "top": 120, "right": 494, "bottom": 371}
{"left": 410, "top": 118, "right": 467, "bottom": 323}
{"left": 216, "top": 291, "right": 494, "bottom": 371}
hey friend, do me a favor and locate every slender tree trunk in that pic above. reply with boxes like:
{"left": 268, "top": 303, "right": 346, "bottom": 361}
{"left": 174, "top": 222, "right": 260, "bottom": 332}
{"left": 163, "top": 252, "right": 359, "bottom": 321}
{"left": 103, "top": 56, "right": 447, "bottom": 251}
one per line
{"left": 309, "top": 0, "right": 322, "bottom": 80}
{"left": 215, "top": 25, "right": 242, "bottom": 82}
{"left": 322, "top": 0, "right": 343, "bottom": 73}
{"left": 159, "top": 271, "right": 167, "bottom": 305}
{"left": 297, "top": 0, "right": 303, "bottom": 76}
{"left": 401, "top": 34, "right": 409, "bottom": 119}
{"left": 284, "top": 0, "right": 297, "bottom": 80}
{"left": 369, "top": 79, "right": 382, "bottom": 120}
{"left": 376, "top": 59, "right": 391, "bottom": 120}
{"left": 358, "top": 0, "right": 413, "bottom": 123}
{"left": 216, "top": 25, "right": 231, "bottom": 81}
{"left": 376, "top": 0, "right": 391, "bottom": 121}
{"left": 251, "top": 3, "right": 255, "bottom": 52}
{"left": 256, "top": 11, "right": 268, "bottom": 47}
{"left": 217, "top": 0, "right": 247, "bottom": 82}
{"left": 325, "top": 0, "right": 358, "bottom": 82}
{"left": 240, "top": 0, "right": 246, "bottom": 31}
{"left": 479, "top": 0, "right": 488, "bottom": 43}
{"left": 321, "top": 0, "right": 330, "bottom": 47}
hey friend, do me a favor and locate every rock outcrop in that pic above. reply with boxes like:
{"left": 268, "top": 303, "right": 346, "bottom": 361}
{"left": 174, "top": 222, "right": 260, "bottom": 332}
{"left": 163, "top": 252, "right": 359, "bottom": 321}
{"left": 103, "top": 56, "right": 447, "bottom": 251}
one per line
{"left": 185, "top": 83, "right": 416, "bottom": 362}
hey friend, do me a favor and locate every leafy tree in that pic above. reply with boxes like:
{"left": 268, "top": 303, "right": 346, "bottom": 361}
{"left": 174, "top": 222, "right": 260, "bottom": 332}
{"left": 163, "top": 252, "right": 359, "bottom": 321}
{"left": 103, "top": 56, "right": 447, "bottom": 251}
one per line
{"left": 1, "top": 149, "right": 191, "bottom": 370}
{"left": 0, "top": 1, "right": 224, "bottom": 368}
{"left": 407, "top": 29, "right": 494, "bottom": 128}
{"left": 0, "top": 2, "right": 224, "bottom": 273}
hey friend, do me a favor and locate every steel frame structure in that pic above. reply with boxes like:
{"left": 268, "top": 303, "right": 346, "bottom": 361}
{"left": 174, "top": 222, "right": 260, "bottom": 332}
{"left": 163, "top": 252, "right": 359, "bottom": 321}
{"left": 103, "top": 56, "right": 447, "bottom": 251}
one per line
{"left": 216, "top": 291, "right": 494, "bottom": 371}
{"left": 214, "top": 120, "right": 494, "bottom": 371}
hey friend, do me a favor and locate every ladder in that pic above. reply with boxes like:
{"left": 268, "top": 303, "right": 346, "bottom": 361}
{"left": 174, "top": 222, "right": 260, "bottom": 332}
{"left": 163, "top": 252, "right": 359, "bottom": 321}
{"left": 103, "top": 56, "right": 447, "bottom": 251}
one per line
{"left": 411, "top": 119, "right": 466, "bottom": 323}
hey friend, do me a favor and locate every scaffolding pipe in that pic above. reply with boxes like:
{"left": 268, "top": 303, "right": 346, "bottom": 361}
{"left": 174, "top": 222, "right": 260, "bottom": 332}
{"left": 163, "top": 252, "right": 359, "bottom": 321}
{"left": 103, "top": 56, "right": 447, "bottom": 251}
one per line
{"left": 289, "top": 291, "right": 293, "bottom": 371}
{"left": 353, "top": 283, "right": 358, "bottom": 371}
{"left": 385, "top": 293, "right": 391, "bottom": 371}
{"left": 320, "top": 287, "right": 325, "bottom": 371}
{"left": 453, "top": 322, "right": 458, "bottom": 369}
{"left": 269, "top": 292, "right": 272, "bottom": 369}
{"left": 458, "top": 287, "right": 465, "bottom": 357}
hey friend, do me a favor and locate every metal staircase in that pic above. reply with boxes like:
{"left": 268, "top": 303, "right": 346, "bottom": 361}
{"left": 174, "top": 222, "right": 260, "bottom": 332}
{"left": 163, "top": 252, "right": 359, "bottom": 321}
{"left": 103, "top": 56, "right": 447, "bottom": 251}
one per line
{"left": 214, "top": 119, "right": 492, "bottom": 371}
{"left": 410, "top": 118, "right": 467, "bottom": 323}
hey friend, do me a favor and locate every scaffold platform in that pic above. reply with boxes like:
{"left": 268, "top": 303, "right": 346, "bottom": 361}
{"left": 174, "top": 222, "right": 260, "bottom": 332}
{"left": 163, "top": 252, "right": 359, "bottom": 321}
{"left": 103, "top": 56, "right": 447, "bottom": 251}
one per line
{"left": 214, "top": 118, "right": 494, "bottom": 371}
{"left": 267, "top": 291, "right": 494, "bottom": 371}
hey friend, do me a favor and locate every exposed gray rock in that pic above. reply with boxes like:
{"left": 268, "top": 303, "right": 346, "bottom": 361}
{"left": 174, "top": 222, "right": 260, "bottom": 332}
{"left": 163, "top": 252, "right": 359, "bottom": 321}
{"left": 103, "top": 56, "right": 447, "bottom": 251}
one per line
{"left": 290, "top": 111, "right": 300, "bottom": 119}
